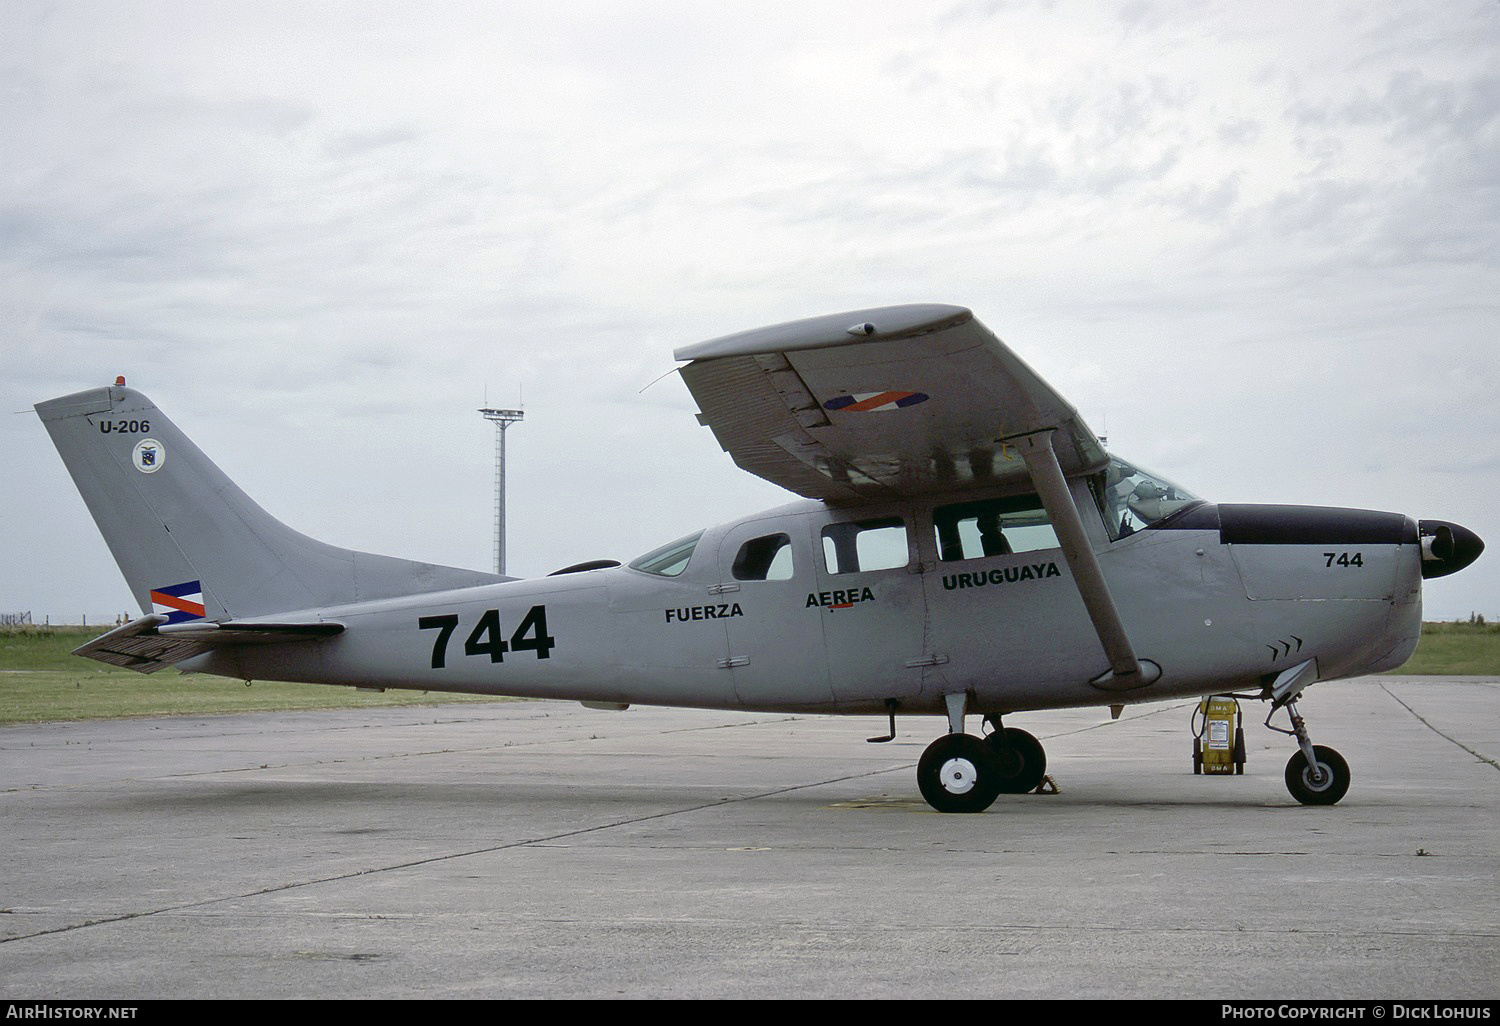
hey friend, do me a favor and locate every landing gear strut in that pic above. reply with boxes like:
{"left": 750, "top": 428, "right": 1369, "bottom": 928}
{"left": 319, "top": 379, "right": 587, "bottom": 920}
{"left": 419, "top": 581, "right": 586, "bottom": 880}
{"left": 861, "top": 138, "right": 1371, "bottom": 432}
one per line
{"left": 1276, "top": 700, "right": 1351, "bottom": 805}
{"left": 1261, "top": 693, "right": 1350, "bottom": 805}
{"left": 1258, "top": 660, "right": 1351, "bottom": 806}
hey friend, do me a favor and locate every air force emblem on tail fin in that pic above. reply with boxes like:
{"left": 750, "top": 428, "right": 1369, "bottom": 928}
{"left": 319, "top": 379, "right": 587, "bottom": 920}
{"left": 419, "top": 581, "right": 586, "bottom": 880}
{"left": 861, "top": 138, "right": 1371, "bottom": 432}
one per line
{"left": 132, "top": 438, "right": 165, "bottom": 473}
{"left": 150, "top": 581, "right": 206, "bottom": 624}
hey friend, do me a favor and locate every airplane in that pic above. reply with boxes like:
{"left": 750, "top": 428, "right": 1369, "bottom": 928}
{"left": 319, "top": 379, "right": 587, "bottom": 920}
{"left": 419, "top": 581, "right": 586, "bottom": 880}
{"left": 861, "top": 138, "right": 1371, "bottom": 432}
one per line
{"left": 36, "top": 303, "right": 1484, "bottom": 813}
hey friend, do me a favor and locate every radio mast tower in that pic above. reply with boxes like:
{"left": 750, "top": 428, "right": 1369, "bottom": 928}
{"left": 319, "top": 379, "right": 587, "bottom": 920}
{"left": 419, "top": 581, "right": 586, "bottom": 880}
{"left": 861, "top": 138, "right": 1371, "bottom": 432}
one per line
{"left": 478, "top": 405, "right": 524, "bottom": 575}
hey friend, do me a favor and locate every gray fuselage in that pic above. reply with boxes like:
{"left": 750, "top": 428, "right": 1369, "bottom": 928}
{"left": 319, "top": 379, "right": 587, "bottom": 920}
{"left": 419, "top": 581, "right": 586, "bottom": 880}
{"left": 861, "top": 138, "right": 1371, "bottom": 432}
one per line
{"left": 193, "top": 485, "right": 1425, "bottom": 718}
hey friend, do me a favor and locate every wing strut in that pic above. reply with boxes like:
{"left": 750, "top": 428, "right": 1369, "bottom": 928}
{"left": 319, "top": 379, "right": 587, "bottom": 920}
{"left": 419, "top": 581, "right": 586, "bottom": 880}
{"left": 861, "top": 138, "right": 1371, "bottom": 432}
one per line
{"left": 1015, "top": 430, "right": 1158, "bottom": 692}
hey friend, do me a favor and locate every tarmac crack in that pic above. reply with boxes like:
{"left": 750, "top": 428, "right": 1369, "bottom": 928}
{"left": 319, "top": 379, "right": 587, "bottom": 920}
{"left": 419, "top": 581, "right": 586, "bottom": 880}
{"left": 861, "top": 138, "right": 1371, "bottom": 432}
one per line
{"left": 1380, "top": 682, "right": 1500, "bottom": 772}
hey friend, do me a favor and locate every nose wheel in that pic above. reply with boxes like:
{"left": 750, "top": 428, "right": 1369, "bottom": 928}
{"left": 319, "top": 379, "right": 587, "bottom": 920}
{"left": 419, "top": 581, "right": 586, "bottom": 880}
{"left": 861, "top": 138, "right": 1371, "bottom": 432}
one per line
{"left": 1267, "top": 694, "right": 1351, "bottom": 806}
{"left": 1284, "top": 744, "right": 1350, "bottom": 805}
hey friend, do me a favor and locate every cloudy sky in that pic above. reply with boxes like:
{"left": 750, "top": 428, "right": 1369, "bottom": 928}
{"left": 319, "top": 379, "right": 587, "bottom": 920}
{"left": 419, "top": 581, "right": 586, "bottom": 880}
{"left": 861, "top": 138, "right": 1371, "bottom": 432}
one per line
{"left": 3, "top": 0, "right": 1496, "bottom": 625}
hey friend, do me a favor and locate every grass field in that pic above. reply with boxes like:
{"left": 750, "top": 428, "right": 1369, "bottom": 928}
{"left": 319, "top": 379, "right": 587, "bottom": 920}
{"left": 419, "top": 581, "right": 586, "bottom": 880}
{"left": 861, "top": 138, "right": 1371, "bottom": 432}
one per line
{"left": 1390, "top": 619, "right": 1500, "bottom": 676}
{"left": 1, "top": 621, "right": 1496, "bottom": 725}
{"left": 0, "top": 626, "right": 510, "bottom": 725}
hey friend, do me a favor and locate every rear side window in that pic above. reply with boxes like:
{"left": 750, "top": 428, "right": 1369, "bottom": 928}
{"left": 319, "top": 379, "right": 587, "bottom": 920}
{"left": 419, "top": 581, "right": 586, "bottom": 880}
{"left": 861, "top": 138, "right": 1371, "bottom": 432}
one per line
{"left": 732, "top": 534, "right": 794, "bottom": 581}
{"left": 933, "top": 496, "right": 1059, "bottom": 560}
{"left": 822, "top": 518, "right": 909, "bottom": 574}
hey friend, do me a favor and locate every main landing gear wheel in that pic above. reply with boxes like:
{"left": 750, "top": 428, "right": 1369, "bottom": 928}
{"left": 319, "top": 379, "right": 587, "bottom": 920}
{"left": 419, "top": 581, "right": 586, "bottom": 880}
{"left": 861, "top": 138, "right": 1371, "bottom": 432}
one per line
{"left": 917, "top": 734, "right": 1002, "bottom": 814}
{"left": 1285, "top": 745, "right": 1350, "bottom": 806}
{"left": 985, "top": 727, "right": 1047, "bottom": 794}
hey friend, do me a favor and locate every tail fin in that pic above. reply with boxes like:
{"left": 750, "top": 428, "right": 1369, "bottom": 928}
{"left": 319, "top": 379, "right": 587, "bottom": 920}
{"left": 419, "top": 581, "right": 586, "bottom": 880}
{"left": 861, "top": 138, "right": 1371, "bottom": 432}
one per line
{"left": 36, "top": 385, "right": 507, "bottom": 620}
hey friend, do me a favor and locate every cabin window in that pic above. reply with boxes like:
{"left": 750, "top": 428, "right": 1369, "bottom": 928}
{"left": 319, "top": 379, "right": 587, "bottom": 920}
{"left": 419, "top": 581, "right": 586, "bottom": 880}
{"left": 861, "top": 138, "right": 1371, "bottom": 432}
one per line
{"left": 1094, "top": 457, "right": 1200, "bottom": 540}
{"left": 628, "top": 531, "right": 703, "bottom": 577}
{"left": 732, "top": 533, "right": 794, "bottom": 581}
{"left": 821, "top": 518, "right": 909, "bottom": 574}
{"left": 933, "top": 495, "right": 1059, "bottom": 560}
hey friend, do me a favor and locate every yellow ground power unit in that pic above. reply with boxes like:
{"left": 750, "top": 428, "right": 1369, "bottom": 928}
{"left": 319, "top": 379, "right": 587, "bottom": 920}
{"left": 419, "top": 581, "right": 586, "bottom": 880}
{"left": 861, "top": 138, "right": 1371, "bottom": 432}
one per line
{"left": 1192, "top": 696, "right": 1246, "bottom": 775}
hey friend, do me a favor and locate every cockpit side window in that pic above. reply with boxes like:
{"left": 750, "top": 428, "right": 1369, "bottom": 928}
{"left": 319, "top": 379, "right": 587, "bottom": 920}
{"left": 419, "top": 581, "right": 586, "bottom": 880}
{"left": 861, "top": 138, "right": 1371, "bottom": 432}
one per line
{"left": 628, "top": 531, "right": 703, "bottom": 577}
{"left": 732, "top": 533, "right": 794, "bottom": 581}
{"left": 933, "top": 495, "right": 1059, "bottom": 560}
{"left": 821, "top": 518, "right": 909, "bottom": 575}
{"left": 1093, "top": 457, "right": 1200, "bottom": 540}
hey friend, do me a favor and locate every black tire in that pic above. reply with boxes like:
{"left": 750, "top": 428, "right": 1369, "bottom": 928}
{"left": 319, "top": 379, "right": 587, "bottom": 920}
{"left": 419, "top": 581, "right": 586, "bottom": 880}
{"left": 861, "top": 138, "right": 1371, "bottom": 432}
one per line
{"left": 1285, "top": 745, "right": 1350, "bottom": 806}
{"left": 985, "top": 727, "right": 1047, "bottom": 793}
{"left": 917, "top": 734, "right": 1002, "bottom": 813}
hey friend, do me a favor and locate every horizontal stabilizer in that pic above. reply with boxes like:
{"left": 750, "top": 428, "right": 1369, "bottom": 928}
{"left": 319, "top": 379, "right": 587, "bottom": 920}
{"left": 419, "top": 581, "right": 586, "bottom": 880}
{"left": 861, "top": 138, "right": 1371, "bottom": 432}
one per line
{"left": 74, "top": 614, "right": 345, "bottom": 674}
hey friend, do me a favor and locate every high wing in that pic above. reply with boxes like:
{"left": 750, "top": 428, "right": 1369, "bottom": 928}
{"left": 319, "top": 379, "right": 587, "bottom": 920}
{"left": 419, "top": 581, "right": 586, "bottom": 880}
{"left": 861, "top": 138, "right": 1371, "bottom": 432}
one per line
{"left": 674, "top": 304, "right": 1107, "bottom": 503}
{"left": 678, "top": 303, "right": 1151, "bottom": 690}
{"left": 74, "top": 614, "right": 345, "bottom": 674}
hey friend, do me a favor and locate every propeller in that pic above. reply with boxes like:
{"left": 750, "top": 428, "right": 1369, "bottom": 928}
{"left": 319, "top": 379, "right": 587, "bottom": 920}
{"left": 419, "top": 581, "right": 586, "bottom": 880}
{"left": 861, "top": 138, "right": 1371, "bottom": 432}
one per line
{"left": 1418, "top": 520, "right": 1484, "bottom": 579}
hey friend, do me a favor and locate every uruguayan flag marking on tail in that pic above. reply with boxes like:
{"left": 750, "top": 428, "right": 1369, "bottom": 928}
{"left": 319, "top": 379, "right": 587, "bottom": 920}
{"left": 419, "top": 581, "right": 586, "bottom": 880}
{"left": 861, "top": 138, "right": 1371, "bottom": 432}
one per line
{"left": 150, "top": 580, "right": 206, "bottom": 624}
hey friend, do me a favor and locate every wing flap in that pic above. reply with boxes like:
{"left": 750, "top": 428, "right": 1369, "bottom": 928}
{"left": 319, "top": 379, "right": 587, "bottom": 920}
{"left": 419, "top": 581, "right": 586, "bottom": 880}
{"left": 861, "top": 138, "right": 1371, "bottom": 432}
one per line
{"left": 74, "top": 614, "right": 345, "bottom": 674}
{"left": 676, "top": 305, "right": 1106, "bottom": 501}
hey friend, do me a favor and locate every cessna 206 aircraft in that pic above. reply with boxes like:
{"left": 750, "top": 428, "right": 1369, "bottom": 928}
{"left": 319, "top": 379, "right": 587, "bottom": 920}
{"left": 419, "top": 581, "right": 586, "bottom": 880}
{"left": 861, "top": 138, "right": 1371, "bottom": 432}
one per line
{"left": 38, "top": 304, "right": 1483, "bottom": 813}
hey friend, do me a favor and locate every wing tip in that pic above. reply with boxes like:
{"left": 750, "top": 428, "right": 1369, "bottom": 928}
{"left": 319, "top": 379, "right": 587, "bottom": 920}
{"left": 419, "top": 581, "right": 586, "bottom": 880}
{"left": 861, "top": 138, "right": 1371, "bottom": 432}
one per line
{"left": 673, "top": 303, "right": 972, "bottom": 362}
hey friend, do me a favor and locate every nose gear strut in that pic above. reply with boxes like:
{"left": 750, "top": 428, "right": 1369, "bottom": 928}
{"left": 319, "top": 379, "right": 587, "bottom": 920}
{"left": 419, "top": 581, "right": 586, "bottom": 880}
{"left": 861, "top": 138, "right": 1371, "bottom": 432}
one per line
{"left": 1263, "top": 694, "right": 1351, "bottom": 806}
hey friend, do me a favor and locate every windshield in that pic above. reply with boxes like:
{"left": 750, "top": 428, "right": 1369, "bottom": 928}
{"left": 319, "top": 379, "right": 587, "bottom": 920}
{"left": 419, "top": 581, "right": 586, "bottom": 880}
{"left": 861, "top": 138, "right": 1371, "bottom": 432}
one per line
{"left": 1095, "top": 457, "right": 1199, "bottom": 539}
{"left": 628, "top": 530, "right": 704, "bottom": 577}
